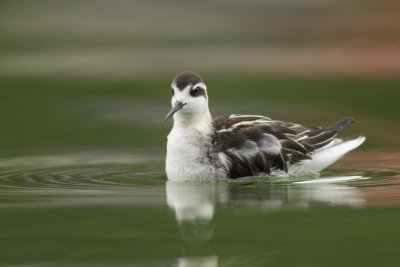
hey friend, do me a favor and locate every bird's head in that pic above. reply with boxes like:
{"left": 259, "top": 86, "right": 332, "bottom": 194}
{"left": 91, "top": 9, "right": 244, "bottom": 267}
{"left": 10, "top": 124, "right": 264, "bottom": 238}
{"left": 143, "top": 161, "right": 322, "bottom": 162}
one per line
{"left": 165, "top": 71, "right": 210, "bottom": 123}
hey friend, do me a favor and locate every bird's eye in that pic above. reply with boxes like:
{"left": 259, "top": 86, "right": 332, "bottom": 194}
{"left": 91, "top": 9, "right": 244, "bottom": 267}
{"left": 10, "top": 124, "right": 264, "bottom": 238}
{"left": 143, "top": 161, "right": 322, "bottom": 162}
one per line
{"left": 190, "top": 87, "right": 200, "bottom": 96}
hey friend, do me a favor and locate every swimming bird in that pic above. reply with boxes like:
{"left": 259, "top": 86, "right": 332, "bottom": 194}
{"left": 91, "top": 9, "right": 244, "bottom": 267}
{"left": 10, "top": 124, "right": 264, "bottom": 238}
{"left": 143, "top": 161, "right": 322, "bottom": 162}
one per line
{"left": 165, "top": 71, "right": 365, "bottom": 182}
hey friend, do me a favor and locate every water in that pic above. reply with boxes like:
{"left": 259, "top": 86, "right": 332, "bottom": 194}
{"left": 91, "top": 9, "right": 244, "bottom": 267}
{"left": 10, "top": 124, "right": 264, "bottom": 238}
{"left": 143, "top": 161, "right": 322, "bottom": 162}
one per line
{"left": 0, "top": 150, "right": 399, "bottom": 267}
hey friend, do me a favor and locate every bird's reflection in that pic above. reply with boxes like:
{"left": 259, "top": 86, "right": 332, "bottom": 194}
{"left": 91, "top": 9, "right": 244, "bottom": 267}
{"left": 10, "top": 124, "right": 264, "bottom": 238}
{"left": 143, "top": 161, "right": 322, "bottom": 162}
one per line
{"left": 175, "top": 255, "right": 219, "bottom": 267}
{"left": 166, "top": 181, "right": 226, "bottom": 244}
{"left": 173, "top": 254, "right": 273, "bottom": 267}
{"left": 166, "top": 176, "right": 366, "bottom": 244}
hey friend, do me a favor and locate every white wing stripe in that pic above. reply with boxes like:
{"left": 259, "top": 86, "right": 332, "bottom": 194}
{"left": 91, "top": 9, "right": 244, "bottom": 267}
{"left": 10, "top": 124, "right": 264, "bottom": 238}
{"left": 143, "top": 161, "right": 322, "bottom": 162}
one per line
{"left": 218, "top": 152, "right": 232, "bottom": 170}
{"left": 216, "top": 120, "right": 271, "bottom": 133}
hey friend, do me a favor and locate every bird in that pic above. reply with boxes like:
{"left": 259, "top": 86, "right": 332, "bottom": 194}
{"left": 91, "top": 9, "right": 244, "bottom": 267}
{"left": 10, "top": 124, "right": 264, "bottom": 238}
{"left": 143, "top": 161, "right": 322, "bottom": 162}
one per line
{"left": 165, "top": 71, "right": 365, "bottom": 182}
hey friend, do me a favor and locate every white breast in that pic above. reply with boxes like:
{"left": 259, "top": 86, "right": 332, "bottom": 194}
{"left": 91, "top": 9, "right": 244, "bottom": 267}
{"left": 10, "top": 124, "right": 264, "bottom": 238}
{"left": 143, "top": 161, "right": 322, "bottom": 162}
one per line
{"left": 166, "top": 127, "right": 223, "bottom": 182}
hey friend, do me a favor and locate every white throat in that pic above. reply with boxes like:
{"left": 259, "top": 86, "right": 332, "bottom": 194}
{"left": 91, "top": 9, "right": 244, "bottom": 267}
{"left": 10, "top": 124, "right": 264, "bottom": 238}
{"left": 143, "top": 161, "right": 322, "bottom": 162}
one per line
{"left": 173, "top": 108, "right": 212, "bottom": 130}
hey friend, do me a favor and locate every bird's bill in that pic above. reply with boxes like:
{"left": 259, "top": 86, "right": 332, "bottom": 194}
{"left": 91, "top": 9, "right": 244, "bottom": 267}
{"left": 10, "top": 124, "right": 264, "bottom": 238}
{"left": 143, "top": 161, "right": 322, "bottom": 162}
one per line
{"left": 165, "top": 102, "right": 186, "bottom": 121}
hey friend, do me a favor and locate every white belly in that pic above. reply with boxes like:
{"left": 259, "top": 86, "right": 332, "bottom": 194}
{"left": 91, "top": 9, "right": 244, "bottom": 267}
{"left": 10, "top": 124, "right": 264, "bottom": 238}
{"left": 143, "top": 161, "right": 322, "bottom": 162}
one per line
{"left": 166, "top": 128, "right": 223, "bottom": 182}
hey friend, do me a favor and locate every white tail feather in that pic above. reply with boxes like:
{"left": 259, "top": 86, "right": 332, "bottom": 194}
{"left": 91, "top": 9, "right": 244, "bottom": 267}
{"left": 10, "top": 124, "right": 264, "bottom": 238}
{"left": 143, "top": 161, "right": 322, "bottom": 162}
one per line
{"left": 289, "top": 136, "right": 366, "bottom": 174}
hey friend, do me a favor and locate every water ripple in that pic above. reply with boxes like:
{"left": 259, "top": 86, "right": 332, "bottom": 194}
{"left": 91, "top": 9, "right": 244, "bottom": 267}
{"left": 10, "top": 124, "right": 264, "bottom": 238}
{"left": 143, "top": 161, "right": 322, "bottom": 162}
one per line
{"left": 0, "top": 151, "right": 399, "bottom": 209}
{"left": 0, "top": 152, "right": 166, "bottom": 190}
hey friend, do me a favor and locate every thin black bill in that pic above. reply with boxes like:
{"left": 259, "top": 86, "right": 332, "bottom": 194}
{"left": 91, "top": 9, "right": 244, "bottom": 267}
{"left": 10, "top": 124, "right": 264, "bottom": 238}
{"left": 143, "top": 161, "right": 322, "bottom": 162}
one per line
{"left": 165, "top": 102, "right": 186, "bottom": 121}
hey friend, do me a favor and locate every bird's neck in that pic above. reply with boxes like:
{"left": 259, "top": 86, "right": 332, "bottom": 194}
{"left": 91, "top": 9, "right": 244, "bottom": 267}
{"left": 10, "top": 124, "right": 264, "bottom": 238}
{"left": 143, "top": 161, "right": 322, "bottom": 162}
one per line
{"left": 173, "top": 109, "right": 213, "bottom": 133}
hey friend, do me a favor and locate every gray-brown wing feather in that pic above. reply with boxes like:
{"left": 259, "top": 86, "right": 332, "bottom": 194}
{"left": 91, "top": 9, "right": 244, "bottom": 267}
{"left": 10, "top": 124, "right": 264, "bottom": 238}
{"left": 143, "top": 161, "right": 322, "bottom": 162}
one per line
{"left": 212, "top": 115, "right": 354, "bottom": 179}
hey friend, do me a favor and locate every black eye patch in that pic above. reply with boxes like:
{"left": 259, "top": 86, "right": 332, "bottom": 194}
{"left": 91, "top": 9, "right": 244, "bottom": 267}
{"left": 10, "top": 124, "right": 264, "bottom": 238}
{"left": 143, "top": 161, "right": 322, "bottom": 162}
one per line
{"left": 190, "top": 86, "right": 206, "bottom": 98}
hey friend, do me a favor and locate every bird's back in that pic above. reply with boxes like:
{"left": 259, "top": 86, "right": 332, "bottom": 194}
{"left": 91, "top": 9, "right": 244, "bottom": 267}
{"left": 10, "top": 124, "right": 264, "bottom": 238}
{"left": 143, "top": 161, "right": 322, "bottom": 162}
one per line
{"left": 211, "top": 115, "right": 365, "bottom": 179}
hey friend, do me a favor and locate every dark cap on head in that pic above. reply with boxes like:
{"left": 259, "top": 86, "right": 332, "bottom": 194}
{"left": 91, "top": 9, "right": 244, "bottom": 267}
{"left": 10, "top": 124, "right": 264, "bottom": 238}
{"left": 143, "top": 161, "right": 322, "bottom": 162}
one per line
{"left": 172, "top": 71, "right": 203, "bottom": 90}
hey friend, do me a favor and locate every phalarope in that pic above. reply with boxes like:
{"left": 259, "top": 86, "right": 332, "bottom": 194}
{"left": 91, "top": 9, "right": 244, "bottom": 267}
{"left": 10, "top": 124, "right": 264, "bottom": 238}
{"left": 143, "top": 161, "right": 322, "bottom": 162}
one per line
{"left": 165, "top": 71, "right": 365, "bottom": 182}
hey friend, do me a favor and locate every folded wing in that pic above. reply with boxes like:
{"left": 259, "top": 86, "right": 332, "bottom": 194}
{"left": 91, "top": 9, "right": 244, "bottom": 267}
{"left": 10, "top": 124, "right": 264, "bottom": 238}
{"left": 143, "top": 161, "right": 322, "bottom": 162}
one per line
{"left": 212, "top": 115, "right": 356, "bottom": 178}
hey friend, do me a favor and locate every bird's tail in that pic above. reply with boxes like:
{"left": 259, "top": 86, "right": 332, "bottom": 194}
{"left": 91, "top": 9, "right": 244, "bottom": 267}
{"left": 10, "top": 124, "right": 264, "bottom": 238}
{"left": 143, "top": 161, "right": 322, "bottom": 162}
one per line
{"left": 297, "top": 136, "right": 366, "bottom": 174}
{"left": 327, "top": 117, "right": 355, "bottom": 130}
{"left": 289, "top": 136, "right": 366, "bottom": 175}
